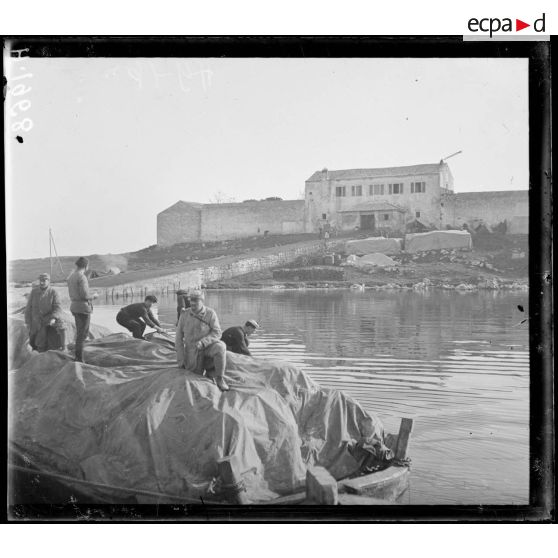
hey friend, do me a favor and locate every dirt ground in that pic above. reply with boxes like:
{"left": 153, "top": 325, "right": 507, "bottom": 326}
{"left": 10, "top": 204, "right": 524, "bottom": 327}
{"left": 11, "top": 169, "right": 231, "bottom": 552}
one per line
{"left": 205, "top": 233, "right": 529, "bottom": 289}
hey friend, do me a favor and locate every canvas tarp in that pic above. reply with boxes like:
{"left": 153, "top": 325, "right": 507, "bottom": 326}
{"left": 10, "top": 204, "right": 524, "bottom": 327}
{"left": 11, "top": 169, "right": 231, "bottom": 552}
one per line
{"left": 9, "top": 320, "right": 388, "bottom": 504}
{"left": 404, "top": 230, "right": 472, "bottom": 253}
{"left": 8, "top": 313, "right": 111, "bottom": 371}
{"left": 345, "top": 253, "right": 397, "bottom": 270}
{"left": 345, "top": 237, "right": 402, "bottom": 255}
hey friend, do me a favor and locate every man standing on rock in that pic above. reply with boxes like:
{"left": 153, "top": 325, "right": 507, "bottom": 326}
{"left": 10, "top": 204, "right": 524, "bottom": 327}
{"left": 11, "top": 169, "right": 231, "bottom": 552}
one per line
{"left": 25, "top": 272, "right": 67, "bottom": 352}
{"left": 175, "top": 289, "right": 229, "bottom": 392}
{"left": 221, "top": 319, "right": 260, "bottom": 356}
{"left": 67, "top": 257, "right": 98, "bottom": 363}
{"left": 116, "top": 295, "right": 164, "bottom": 339}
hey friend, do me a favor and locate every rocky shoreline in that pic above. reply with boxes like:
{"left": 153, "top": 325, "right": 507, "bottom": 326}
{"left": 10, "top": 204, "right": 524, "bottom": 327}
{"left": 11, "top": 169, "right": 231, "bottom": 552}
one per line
{"left": 206, "top": 276, "right": 529, "bottom": 292}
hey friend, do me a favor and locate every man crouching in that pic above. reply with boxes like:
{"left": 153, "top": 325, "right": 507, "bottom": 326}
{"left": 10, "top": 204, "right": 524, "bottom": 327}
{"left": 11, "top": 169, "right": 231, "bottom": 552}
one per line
{"left": 175, "top": 289, "right": 229, "bottom": 392}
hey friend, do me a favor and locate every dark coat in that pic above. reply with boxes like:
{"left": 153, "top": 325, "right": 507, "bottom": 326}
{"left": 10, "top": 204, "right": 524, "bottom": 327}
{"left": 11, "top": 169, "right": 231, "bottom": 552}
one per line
{"left": 221, "top": 326, "right": 251, "bottom": 356}
{"left": 118, "top": 302, "right": 161, "bottom": 328}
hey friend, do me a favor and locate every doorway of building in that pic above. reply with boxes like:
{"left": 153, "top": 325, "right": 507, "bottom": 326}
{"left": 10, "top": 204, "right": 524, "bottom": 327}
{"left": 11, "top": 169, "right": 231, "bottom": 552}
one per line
{"left": 360, "top": 214, "right": 375, "bottom": 230}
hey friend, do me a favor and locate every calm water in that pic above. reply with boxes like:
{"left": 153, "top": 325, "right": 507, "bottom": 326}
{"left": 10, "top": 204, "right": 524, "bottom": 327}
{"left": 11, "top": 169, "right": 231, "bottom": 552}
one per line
{"left": 95, "top": 289, "right": 529, "bottom": 505}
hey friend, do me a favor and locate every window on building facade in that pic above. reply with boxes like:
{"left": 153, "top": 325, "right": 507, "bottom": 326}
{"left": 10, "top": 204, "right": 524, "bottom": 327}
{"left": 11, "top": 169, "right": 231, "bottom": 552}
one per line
{"left": 335, "top": 186, "right": 346, "bottom": 197}
{"left": 322, "top": 213, "right": 327, "bottom": 220}
{"left": 411, "top": 181, "right": 426, "bottom": 193}
{"left": 369, "top": 184, "right": 384, "bottom": 196}
{"left": 383, "top": 214, "right": 389, "bottom": 221}
{"left": 388, "top": 183, "right": 404, "bottom": 194}
{"left": 351, "top": 185, "right": 362, "bottom": 196}
{"left": 416, "top": 211, "right": 421, "bottom": 218}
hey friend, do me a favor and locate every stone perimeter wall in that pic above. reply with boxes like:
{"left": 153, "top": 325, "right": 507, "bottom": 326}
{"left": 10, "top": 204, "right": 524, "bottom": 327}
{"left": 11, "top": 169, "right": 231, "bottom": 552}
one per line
{"left": 158, "top": 200, "right": 305, "bottom": 245}
{"left": 444, "top": 190, "right": 528, "bottom": 233}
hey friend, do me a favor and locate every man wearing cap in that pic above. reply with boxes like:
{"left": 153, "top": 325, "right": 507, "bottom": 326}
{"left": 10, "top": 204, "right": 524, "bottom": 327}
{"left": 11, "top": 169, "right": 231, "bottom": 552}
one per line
{"left": 25, "top": 273, "right": 67, "bottom": 352}
{"left": 176, "top": 289, "right": 191, "bottom": 325}
{"left": 67, "top": 257, "right": 98, "bottom": 362}
{"left": 175, "top": 290, "right": 229, "bottom": 392}
{"left": 221, "top": 319, "right": 260, "bottom": 356}
{"left": 116, "top": 295, "right": 164, "bottom": 339}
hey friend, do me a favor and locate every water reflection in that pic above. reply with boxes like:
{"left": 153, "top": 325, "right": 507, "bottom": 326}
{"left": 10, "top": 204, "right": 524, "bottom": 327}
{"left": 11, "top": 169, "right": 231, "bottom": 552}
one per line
{"left": 97, "top": 289, "right": 529, "bottom": 505}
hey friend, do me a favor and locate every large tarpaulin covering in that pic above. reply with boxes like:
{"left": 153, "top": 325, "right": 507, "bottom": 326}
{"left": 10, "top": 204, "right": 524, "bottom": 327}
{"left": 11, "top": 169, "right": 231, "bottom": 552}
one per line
{"left": 347, "top": 253, "right": 398, "bottom": 270}
{"left": 345, "top": 237, "right": 402, "bottom": 255}
{"left": 8, "top": 313, "right": 111, "bottom": 371}
{"left": 404, "top": 230, "right": 472, "bottom": 253}
{"left": 9, "top": 319, "right": 387, "bottom": 504}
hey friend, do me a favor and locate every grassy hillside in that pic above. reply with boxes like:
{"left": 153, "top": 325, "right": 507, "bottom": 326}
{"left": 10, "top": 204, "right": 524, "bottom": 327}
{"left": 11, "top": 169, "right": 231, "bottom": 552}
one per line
{"left": 8, "top": 233, "right": 320, "bottom": 284}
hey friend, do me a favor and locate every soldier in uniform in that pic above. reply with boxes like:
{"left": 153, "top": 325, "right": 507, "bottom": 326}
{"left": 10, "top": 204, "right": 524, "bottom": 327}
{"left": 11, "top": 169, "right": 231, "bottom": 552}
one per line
{"left": 221, "top": 319, "right": 260, "bottom": 356}
{"left": 175, "top": 290, "right": 229, "bottom": 392}
{"left": 25, "top": 273, "right": 67, "bottom": 352}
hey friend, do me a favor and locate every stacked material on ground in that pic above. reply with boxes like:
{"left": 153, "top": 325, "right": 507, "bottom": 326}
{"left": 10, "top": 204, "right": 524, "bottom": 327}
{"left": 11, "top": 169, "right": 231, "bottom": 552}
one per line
{"left": 345, "top": 237, "right": 402, "bottom": 256}
{"left": 9, "top": 323, "right": 388, "bottom": 504}
{"left": 344, "top": 253, "right": 398, "bottom": 270}
{"left": 404, "top": 230, "right": 472, "bottom": 253}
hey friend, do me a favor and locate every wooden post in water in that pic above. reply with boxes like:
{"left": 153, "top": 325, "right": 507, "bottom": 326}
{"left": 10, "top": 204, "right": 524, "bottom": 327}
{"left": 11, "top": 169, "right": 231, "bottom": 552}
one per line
{"left": 395, "top": 418, "right": 414, "bottom": 461}
{"left": 217, "top": 456, "right": 249, "bottom": 505}
{"left": 306, "top": 466, "right": 338, "bottom": 505}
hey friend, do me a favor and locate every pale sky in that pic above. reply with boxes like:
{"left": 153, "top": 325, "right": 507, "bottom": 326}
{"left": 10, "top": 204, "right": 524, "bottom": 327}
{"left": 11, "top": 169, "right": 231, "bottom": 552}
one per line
{"left": 5, "top": 57, "right": 528, "bottom": 260}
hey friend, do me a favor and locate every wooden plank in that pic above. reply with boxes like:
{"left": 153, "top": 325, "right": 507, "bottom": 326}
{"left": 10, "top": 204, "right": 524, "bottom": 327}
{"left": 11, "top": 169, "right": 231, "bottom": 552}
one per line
{"left": 264, "top": 491, "right": 308, "bottom": 505}
{"left": 338, "top": 494, "right": 396, "bottom": 506}
{"left": 338, "top": 466, "right": 410, "bottom": 501}
{"left": 339, "top": 466, "right": 407, "bottom": 493}
{"left": 306, "top": 466, "right": 338, "bottom": 505}
{"left": 395, "top": 418, "right": 414, "bottom": 461}
{"left": 217, "top": 455, "right": 249, "bottom": 505}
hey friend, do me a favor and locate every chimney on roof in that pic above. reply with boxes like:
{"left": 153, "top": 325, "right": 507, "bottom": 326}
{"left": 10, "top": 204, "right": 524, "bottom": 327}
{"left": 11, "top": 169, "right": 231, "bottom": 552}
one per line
{"left": 322, "top": 167, "right": 329, "bottom": 179}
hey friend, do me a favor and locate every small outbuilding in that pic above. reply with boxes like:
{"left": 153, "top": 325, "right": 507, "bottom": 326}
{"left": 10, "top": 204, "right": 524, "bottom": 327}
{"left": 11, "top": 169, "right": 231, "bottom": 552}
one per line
{"left": 404, "top": 230, "right": 472, "bottom": 253}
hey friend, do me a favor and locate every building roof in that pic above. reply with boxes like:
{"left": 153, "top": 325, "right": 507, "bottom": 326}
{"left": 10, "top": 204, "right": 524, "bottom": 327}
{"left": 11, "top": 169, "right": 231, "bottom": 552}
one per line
{"left": 160, "top": 199, "right": 302, "bottom": 215}
{"left": 159, "top": 201, "right": 204, "bottom": 214}
{"left": 306, "top": 163, "right": 443, "bottom": 182}
{"left": 203, "top": 199, "right": 302, "bottom": 209}
{"left": 337, "top": 202, "right": 405, "bottom": 213}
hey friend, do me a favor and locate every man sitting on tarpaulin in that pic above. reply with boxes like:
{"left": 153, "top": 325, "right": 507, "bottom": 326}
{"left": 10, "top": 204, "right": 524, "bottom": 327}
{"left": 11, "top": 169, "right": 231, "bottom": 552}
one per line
{"left": 175, "top": 289, "right": 230, "bottom": 392}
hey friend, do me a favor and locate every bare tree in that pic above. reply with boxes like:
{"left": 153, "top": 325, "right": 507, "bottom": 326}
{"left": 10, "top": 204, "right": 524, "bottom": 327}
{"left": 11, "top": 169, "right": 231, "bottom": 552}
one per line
{"left": 209, "top": 191, "right": 236, "bottom": 204}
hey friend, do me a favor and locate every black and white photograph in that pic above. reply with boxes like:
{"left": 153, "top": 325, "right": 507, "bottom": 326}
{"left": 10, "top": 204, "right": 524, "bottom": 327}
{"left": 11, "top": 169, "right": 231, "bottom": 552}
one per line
{"left": 3, "top": 37, "right": 552, "bottom": 522}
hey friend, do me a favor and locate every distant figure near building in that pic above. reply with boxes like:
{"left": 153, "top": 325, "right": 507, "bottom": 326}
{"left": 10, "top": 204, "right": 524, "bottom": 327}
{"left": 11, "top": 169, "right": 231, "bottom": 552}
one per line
{"left": 176, "top": 289, "right": 191, "bottom": 325}
{"left": 116, "top": 295, "right": 163, "bottom": 339}
{"left": 221, "top": 319, "right": 260, "bottom": 356}
{"left": 25, "top": 273, "right": 67, "bottom": 352}
{"left": 175, "top": 290, "right": 229, "bottom": 392}
{"left": 67, "top": 257, "right": 98, "bottom": 363}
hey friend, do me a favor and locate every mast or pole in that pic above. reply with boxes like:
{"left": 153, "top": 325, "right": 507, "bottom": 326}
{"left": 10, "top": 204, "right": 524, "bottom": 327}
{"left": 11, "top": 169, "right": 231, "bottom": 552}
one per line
{"left": 49, "top": 228, "right": 53, "bottom": 278}
{"left": 50, "top": 230, "right": 65, "bottom": 278}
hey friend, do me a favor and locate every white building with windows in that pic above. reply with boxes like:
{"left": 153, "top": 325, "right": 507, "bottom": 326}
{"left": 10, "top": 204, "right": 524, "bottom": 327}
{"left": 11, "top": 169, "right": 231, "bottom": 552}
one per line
{"left": 304, "top": 162, "right": 454, "bottom": 234}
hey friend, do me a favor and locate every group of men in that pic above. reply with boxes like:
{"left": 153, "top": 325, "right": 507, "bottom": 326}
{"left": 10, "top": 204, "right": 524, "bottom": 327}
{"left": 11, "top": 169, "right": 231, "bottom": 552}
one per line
{"left": 118, "top": 289, "right": 259, "bottom": 392}
{"left": 25, "top": 256, "right": 97, "bottom": 362}
{"left": 24, "top": 257, "right": 260, "bottom": 393}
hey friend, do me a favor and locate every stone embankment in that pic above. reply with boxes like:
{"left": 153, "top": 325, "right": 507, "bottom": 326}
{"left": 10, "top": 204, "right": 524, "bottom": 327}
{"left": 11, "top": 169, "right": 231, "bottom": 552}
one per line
{"left": 8, "top": 239, "right": 325, "bottom": 309}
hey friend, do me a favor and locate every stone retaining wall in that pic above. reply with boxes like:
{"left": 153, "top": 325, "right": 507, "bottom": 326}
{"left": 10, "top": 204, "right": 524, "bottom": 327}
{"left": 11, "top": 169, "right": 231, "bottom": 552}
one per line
{"left": 8, "top": 241, "right": 324, "bottom": 307}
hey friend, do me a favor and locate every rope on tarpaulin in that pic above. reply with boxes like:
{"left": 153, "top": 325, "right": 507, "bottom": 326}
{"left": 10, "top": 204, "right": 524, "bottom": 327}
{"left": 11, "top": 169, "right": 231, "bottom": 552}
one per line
{"left": 9, "top": 463, "right": 222, "bottom": 505}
